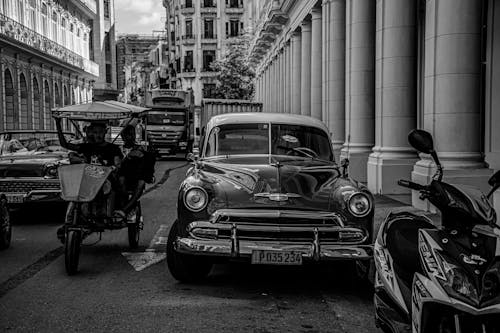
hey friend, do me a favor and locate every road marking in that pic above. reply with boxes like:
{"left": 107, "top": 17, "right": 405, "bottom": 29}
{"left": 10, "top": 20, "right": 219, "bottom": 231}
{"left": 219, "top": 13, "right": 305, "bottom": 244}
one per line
{"left": 122, "top": 224, "right": 169, "bottom": 272}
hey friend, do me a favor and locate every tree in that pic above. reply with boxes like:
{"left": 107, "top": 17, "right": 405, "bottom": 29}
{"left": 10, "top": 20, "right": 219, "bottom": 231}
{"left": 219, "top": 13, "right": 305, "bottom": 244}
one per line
{"left": 210, "top": 34, "right": 255, "bottom": 100}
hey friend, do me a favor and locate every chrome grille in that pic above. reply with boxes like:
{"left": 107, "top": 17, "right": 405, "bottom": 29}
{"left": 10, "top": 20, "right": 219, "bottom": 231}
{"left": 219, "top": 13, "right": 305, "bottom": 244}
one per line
{"left": 0, "top": 179, "right": 60, "bottom": 193}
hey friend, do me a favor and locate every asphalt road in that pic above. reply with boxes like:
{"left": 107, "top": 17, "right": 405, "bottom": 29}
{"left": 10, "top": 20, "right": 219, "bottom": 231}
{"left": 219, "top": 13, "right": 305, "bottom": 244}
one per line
{"left": 0, "top": 160, "right": 382, "bottom": 333}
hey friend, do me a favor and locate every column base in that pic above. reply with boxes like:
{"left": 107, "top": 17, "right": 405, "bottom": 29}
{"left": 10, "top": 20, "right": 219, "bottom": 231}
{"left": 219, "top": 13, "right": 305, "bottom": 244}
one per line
{"left": 411, "top": 158, "right": 494, "bottom": 212}
{"left": 367, "top": 147, "right": 418, "bottom": 195}
{"left": 340, "top": 145, "right": 372, "bottom": 183}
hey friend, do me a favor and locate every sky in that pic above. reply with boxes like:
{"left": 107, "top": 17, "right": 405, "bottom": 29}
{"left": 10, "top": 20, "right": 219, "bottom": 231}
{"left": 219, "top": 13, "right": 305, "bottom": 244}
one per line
{"left": 114, "top": 0, "right": 165, "bottom": 35}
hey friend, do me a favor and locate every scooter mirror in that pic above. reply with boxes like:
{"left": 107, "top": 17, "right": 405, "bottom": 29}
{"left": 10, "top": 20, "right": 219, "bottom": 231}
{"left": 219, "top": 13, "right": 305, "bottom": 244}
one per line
{"left": 408, "top": 129, "right": 434, "bottom": 154}
{"left": 488, "top": 170, "right": 500, "bottom": 187}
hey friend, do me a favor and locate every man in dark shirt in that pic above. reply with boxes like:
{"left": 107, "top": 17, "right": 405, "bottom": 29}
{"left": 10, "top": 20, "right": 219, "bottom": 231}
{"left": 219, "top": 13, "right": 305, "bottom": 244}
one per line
{"left": 55, "top": 117, "right": 123, "bottom": 167}
{"left": 114, "top": 125, "right": 147, "bottom": 219}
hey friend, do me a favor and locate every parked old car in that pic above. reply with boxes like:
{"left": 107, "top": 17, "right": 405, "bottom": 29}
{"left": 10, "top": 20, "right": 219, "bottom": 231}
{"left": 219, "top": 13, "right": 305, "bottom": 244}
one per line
{"left": 167, "top": 113, "right": 375, "bottom": 282}
{"left": 0, "top": 130, "right": 76, "bottom": 207}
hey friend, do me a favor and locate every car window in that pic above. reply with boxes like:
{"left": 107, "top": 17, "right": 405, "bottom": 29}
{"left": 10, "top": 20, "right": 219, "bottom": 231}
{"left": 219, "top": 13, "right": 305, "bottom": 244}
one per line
{"left": 0, "top": 133, "right": 74, "bottom": 155}
{"left": 205, "top": 123, "right": 269, "bottom": 157}
{"left": 271, "top": 124, "right": 333, "bottom": 161}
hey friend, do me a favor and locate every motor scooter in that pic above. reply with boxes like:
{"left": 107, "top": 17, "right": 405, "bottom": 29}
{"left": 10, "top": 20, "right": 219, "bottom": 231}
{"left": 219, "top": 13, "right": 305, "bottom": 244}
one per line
{"left": 374, "top": 129, "right": 500, "bottom": 333}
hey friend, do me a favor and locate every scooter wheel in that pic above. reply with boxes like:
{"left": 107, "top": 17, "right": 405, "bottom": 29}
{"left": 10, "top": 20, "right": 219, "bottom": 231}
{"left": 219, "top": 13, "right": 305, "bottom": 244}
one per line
{"left": 128, "top": 205, "right": 141, "bottom": 249}
{"left": 65, "top": 230, "right": 82, "bottom": 275}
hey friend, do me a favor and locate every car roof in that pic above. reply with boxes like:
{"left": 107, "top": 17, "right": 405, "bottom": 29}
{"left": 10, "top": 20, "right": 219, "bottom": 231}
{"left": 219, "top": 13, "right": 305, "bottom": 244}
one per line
{"left": 207, "top": 113, "right": 329, "bottom": 132}
{"left": 0, "top": 130, "right": 74, "bottom": 135}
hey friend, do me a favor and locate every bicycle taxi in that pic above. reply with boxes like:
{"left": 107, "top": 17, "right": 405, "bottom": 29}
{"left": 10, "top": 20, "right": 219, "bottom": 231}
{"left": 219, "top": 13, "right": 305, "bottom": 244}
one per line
{"left": 52, "top": 101, "right": 151, "bottom": 275}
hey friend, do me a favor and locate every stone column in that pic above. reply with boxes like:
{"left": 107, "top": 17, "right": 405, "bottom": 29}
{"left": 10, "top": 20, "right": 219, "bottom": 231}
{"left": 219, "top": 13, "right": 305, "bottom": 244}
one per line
{"left": 311, "top": 7, "right": 323, "bottom": 120}
{"left": 328, "top": 0, "right": 346, "bottom": 159}
{"left": 279, "top": 50, "right": 284, "bottom": 113}
{"left": 322, "top": 0, "right": 331, "bottom": 126}
{"left": 300, "top": 18, "right": 312, "bottom": 116}
{"left": 412, "top": 0, "right": 492, "bottom": 209}
{"left": 285, "top": 41, "right": 292, "bottom": 113}
{"left": 341, "top": 0, "right": 376, "bottom": 182}
{"left": 367, "top": 0, "right": 419, "bottom": 194}
{"left": 291, "top": 29, "right": 302, "bottom": 115}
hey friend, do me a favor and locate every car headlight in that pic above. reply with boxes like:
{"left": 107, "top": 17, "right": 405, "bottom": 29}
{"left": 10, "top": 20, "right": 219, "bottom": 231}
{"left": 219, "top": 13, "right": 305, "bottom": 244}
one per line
{"left": 44, "top": 166, "right": 58, "bottom": 178}
{"left": 438, "top": 253, "right": 480, "bottom": 305}
{"left": 347, "top": 192, "right": 371, "bottom": 217}
{"left": 183, "top": 186, "right": 208, "bottom": 212}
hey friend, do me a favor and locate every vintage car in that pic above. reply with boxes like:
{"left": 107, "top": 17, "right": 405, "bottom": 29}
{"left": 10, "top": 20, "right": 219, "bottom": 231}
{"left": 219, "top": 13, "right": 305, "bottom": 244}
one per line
{"left": 167, "top": 113, "right": 375, "bottom": 282}
{"left": 0, "top": 130, "right": 75, "bottom": 206}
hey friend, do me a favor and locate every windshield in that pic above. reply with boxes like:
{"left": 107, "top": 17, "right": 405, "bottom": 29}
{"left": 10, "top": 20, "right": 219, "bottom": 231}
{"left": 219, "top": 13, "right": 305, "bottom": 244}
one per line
{"left": 204, "top": 123, "right": 333, "bottom": 161}
{"left": 147, "top": 111, "right": 185, "bottom": 126}
{"left": 0, "top": 132, "right": 75, "bottom": 156}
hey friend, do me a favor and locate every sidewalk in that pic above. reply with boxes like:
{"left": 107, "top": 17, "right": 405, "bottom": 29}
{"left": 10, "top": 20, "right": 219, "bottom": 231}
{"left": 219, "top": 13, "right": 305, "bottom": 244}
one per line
{"left": 373, "top": 195, "right": 440, "bottom": 233}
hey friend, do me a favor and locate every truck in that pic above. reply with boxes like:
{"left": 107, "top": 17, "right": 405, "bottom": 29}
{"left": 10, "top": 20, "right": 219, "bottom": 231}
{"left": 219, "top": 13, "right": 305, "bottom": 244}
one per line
{"left": 145, "top": 89, "right": 195, "bottom": 158}
{"left": 199, "top": 99, "right": 263, "bottom": 135}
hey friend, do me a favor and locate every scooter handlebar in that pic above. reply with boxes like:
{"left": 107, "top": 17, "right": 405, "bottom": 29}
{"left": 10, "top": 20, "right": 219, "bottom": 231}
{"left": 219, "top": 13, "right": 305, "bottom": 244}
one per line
{"left": 398, "top": 179, "right": 427, "bottom": 191}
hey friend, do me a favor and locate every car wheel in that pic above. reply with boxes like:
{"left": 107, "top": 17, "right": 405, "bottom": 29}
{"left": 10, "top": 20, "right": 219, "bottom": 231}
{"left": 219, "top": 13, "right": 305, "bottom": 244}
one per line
{"left": 0, "top": 198, "right": 11, "bottom": 250}
{"left": 166, "top": 219, "right": 212, "bottom": 283}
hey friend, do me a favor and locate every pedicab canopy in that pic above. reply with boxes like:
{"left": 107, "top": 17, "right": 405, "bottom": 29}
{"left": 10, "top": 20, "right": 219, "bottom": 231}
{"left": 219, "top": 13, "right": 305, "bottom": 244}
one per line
{"left": 52, "top": 101, "right": 150, "bottom": 121}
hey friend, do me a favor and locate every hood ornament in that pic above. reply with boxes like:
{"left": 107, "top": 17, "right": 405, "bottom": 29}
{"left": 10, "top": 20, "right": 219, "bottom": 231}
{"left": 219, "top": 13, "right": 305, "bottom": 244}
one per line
{"left": 254, "top": 192, "right": 301, "bottom": 202}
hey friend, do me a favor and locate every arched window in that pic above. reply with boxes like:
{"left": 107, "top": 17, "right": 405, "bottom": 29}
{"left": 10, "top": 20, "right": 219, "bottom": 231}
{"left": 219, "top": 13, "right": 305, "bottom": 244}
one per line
{"left": 44, "top": 80, "right": 51, "bottom": 129}
{"left": 63, "top": 85, "right": 70, "bottom": 130}
{"left": 4, "top": 69, "right": 15, "bottom": 130}
{"left": 76, "top": 28, "right": 81, "bottom": 55}
{"left": 54, "top": 82, "right": 61, "bottom": 130}
{"left": 52, "top": 11, "right": 58, "bottom": 43}
{"left": 19, "top": 74, "right": 29, "bottom": 129}
{"left": 16, "top": 0, "right": 24, "bottom": 24}
{"left": 69, "top": 23, "right": 74, "bottom": 51}
{"left": 27, "top": 0, "right": 36, "bottom": 30}
{"left": 33, "top": 77, "right": 42, "bottom": 130}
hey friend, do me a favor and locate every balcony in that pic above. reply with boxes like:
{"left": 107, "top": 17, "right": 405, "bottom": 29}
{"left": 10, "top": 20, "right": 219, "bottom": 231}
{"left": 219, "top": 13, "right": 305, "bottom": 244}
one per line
{"left": 200, "top": 67, "right": 218, "bottom": 77}
{"left": 225, "top": 5, "right": 244, "bottom": 14}
{"left": 180, "top": 4, "right": 195, "bottom": 15}
{"left": 0, "top": 13, "right": 99, "bottom": 77}
{"left": 201, "top": 33, "right": 217, "bottom": 44}
{"left": 200, "top": 3, "right": 217, "bottom": 14}
{"left": 181, "top": 34, "right": 196, "bottom": 44}
{"left": 178, "top": 67, "right": 196, "bottom": 79}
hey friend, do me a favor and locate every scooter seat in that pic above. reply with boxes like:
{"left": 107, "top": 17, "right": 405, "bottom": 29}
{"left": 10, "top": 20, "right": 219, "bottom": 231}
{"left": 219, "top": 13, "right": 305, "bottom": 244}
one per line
{"left": 386, "top": 215, "right": 435, "bottom": 283}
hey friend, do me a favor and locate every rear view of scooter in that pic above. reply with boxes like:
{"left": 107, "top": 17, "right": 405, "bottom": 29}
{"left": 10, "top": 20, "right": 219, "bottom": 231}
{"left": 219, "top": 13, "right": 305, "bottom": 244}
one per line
{"left": 374, "top": 129, "right": 500, "bottom": 333}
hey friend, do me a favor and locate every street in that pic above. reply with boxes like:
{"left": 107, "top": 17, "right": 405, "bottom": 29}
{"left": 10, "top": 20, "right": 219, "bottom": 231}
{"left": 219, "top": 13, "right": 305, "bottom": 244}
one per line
{"left": 0, "top": 160, "right": 379, "bottom": 333}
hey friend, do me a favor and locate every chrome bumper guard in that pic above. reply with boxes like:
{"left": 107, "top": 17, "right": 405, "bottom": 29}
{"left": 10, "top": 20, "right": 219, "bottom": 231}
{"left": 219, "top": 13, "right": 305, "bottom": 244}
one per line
{"left": 175, "top": 220, "right": 373, "bottom": 261}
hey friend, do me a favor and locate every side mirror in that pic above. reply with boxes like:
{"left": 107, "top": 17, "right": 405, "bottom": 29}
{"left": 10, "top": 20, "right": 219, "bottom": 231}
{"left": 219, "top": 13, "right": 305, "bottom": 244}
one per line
{"left": 488, "top": 170, "right": 500, "bottom": 187}
{"left": 408, "top": 129, "right": 434, "bottom": 154}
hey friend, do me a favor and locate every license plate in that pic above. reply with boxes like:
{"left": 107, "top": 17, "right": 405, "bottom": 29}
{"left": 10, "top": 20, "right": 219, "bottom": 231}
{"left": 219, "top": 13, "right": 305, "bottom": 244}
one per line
{"left": 6, "top": 194, "right": 24, "bottom": 203}
{"left": 251, "top": 250, "right": 302, "bottom": 265}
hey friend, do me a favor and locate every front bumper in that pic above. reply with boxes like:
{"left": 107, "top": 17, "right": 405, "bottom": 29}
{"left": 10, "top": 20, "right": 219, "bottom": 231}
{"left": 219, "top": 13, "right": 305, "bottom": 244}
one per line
{"left": 175, "top": 219, "right": 373, "bottom": 261}
{"left": 0, "top": 178, "right": 61, "bottom": 204}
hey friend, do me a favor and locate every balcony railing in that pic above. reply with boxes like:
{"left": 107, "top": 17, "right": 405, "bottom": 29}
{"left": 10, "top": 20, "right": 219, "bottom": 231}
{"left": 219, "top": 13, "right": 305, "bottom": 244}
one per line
{"left": 201, "top": 33, "right": 217, "bottom": 41}
{"left": 182, "top": 34, "right": 195, "bottom": 44}
{"left": 183, "top": 67, "right": 196, "bottom": 72}
{"left": 180, "top": 4, "right": 195, "bottom": 14}
{"left": 77, "top": 0, "right": 97, "bottom": 14}
{"left": 201, "top": 1, "right": 216, "bottom": 7}
{"left": 226, "top": 3, "right": 244, "bottom": 14}
{"left": 0, "top": 13, "right": 99, "bottom": 77}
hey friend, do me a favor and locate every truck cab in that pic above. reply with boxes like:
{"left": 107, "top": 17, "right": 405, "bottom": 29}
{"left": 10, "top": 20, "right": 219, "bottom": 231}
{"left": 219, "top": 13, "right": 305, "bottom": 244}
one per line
{"left": 146, "top": 89, "right": 194, "bottom": 158}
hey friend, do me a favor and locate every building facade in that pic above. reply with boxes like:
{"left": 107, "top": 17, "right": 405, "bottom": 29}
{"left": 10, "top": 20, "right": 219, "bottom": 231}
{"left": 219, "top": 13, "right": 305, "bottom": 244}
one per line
{"left": 0, "top": 0, "right": 99, "bottom": 131}
{"left": 163, "top": 0, "right": 255, "bottom": 106}
{"left": 250, "top": 0, "right": 500, "bottom": 212}
{"left": 116, "top": 34, "right": 162, "bottom": 92}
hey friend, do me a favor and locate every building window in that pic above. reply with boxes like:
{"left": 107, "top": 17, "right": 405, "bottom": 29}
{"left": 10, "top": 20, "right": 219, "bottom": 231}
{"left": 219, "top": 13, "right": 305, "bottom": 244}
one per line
{"left": 227, "top": 20, "right": 239, "bottom": 37}
{"left": 184, "top": 51, "right": 193, "bottom": 71}
{"left": 4, "top": 69, "right": 16, "bottom": 130}
{"left": 77, "top": 28, "right": 82, "bottom": 55}
{"left": 20, "top": 74, "right": 28, "bottom": 129}
{"left": 203, "top": 0, "right": 215, "bottom": 7}
{"left": 228, "top": 0, "right": 242, "bottom": 8}
{"left": 41, "top": 3, "right": 48, "bottom": 37}
{"left": 185, "top": 20, "right": 193, "bottom": 38}
{"left": 185, "top": 0, "right": 193, "bottom": 8}
{"left": 106, "top": 64, "right": 112, "bottom": 83}
{"left": 52, "top": 11, "right": 58, "bottom": 43}
{"left": 61, "top": 18, "right": 66, "bottom": 47}
{"left": 33, "top": 78, "right": 42, "bottom": 129}
{"left": 202, "top": 50, "right": 216, "bottom": 71}
{"left": 27, "top": 0, "right": 36, "bottom": 30}
{"left": 16, "top": 0, "right": 24, "bottom": 24}
{"left": 104, "top": 0, "right": 110, "bottom": 19}
{"left": 203, "top": 83, "right": 216, "bottom": 98}
{"left": 204, "top": 19, "right": 214, "bottom": 38}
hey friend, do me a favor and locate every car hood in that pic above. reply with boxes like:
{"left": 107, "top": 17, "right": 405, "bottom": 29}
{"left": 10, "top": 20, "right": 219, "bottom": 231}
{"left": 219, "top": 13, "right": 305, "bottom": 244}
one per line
{"left": 197, "top": 156, "right": 341, "bottom": 211}
{"left": 0, "top": 153, "right": 67, "bottom": 177}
